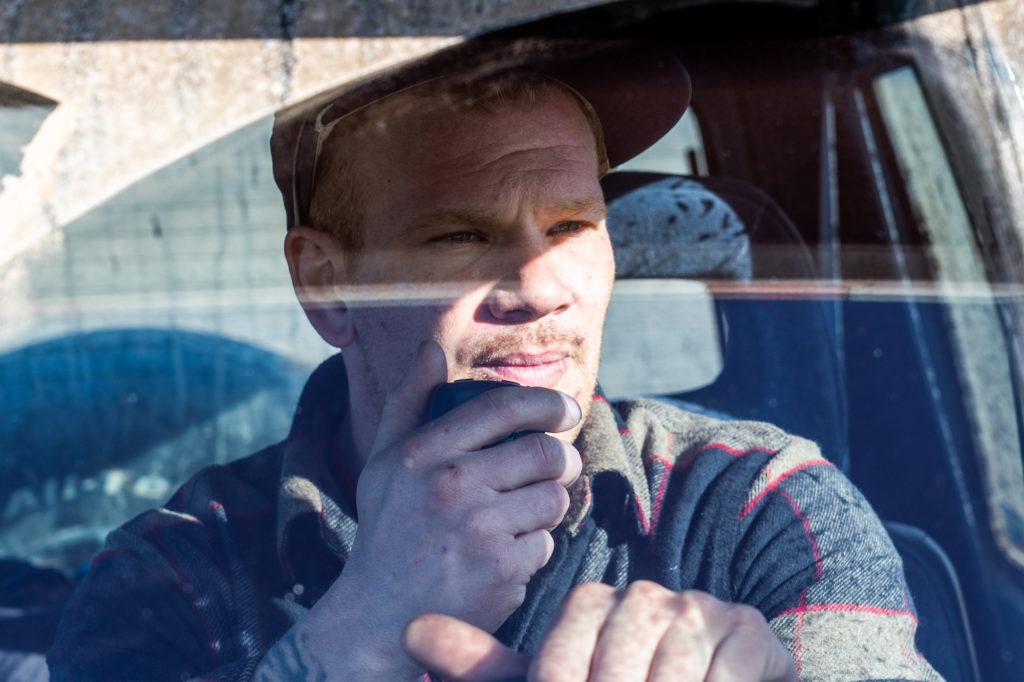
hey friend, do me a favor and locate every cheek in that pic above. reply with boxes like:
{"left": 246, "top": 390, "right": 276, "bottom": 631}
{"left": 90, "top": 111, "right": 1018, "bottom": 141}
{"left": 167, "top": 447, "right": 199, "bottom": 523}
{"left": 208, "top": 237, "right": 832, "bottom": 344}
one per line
{"left": 577, "top": 238, "right": 616, "bottom": 314}
{"left": 352, "top": 304, "right": 438, "bottom": 364}
{"left": 430, "top": 293, "right": 489, "bottom": 367}
{"left": 357, "top": 285, "right": 492, "bottom": 376}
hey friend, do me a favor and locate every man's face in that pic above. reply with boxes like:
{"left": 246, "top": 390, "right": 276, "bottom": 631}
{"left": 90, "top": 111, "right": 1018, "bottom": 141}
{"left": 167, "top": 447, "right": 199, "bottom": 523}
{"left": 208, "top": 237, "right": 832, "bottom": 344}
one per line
{"left": 336, "top": 85, "right": 615, "bottom": 443}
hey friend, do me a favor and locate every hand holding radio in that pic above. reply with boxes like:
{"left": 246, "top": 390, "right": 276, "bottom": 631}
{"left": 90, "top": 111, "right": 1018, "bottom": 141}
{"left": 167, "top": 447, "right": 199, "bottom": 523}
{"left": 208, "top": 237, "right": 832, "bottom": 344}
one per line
{"left": 427, "top": 378, "right": 540, "bottom": 446}
{"left": 301, "top": 342, "right": 582, "bottom": 680}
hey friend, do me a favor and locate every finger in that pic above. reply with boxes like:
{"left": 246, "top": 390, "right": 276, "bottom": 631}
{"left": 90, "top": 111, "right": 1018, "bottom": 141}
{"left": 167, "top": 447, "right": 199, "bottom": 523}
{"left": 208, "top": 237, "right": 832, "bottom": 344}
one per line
{"left": 646, "top": 603, "right": 718, "bottom": 682}
{"left": 531, "top": 583, "right": 619, "bottom": 682}
{"left": 425, "top": 386, "right": 582, "bottom": 453}
{"left": 487, "top": 481, "right": 570, "bottom": 536}
{"left": 466, "top": 434, "right": 583, "bottom": 491}
{"left": 403, "top": 614, "right": 531, "bottom": 682}
{"left": 485, "top": 529, "right": 557, "bottom": 587}
{"left": 372, "top": 340, "right": 448, "bottom": 454}
{"left": 704, "top": 607, "right": 796, "bottom": 682}
{"left": 588, "top": 581, "right": 686, "bottom": 682}
{"left": 512, "top": 529, "right": 556, "bottom": 578}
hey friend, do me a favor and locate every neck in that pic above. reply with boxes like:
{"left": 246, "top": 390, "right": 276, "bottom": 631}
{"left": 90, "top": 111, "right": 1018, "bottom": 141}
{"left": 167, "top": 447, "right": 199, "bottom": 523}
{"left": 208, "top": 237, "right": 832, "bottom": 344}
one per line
{"left": 339, "top": 362, "right": 383, "bottom": 474}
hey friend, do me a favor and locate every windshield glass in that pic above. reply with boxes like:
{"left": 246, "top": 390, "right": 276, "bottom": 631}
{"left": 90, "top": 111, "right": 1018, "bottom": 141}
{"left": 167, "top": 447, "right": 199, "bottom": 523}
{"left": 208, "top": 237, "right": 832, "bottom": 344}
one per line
{"left": 2, "top": 1, "right": 1023, "bottom": 681}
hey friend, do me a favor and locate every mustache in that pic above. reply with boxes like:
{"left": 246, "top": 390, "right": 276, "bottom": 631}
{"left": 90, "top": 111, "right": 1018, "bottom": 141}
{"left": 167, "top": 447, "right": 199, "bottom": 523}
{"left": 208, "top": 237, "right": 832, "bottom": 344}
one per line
{"left": 454, "top": 327, "right": 586, "bottom": 366}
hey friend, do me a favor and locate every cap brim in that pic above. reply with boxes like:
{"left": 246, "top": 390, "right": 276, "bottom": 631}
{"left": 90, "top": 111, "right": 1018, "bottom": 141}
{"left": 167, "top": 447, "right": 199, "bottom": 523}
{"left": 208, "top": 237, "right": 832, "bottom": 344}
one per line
{"left": 272, "top": 38, "right": 691, "bottom": 228}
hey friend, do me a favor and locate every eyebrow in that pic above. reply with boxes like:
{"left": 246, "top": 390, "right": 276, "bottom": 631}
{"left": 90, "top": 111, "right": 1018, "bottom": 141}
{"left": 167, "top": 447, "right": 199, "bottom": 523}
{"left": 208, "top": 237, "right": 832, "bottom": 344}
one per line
{"left": 404, "top": 196, "right": 607, "bottom": 236}
{"left": 557, "top": 196, "right": 608, "bottom": 218}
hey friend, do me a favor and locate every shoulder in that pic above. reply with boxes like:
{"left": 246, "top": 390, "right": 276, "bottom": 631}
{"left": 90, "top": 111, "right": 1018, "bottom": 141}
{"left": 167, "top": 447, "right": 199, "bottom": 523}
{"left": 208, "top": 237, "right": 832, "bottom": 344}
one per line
{"left": 611, "top": 400, "right": 937, "bottom": 679}
{"left": 607, "top": 397, "right": 842, "bottom": 542}
{"left": 614, "top": 396, "right": 821, "bottom": 468}
{"left": 119, "top": 441, "right": 286, "bottom": 539}
{"left": 70, "top": 443, "right": 290, "bottom": 596}
{"left": 49, "top": 443, "right": 290, "bottom": 681}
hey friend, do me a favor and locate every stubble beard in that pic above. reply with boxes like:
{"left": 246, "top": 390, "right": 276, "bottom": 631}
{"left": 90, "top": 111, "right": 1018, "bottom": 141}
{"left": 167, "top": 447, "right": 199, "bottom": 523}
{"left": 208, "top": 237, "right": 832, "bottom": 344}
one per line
{"left": 355, "top": 318, "right": 600, "bottom": 449}
{"left": 454, "top": 324, "right": 601, "bottom": 444}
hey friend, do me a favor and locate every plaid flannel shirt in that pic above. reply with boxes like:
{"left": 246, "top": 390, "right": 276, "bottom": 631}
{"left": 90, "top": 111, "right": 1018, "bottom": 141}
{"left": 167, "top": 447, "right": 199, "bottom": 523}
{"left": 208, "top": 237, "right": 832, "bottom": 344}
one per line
{"left": 49, "top": 354, "right": 941, "bottom": 681}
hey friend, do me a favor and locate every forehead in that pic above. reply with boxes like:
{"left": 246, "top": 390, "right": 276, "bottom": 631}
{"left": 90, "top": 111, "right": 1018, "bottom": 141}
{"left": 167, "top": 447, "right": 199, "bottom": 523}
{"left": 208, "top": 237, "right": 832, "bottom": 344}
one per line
{"left": 356, "top": 85, "right": 603, "bottom": 206}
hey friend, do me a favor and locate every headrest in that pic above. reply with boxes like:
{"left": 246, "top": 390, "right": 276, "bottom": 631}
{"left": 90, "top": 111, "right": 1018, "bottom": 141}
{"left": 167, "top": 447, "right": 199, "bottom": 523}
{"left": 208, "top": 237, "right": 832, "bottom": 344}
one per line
{"left": 606, "top": 175, "right": 752, "bottom": 280}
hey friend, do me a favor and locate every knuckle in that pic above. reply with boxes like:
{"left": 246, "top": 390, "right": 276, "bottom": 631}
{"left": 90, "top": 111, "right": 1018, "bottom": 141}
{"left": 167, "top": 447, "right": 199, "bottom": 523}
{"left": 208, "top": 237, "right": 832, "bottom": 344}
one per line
{"left": 523, "top": 434, "right": 563, "bottom": 477}
{"left": 428, "top": 461, "right": 469, "bottom": 509}
{"left": 567, "top": 581, "right": 614, "bottom": 606}
{"left": 493, "top": 538, "right": 526, "bottom": 583}
{"left": 520, "top": 530, "right": 554, "bottom": 578}
{"left": 564, "top": 443, "right": 583, "bottom": 479}
{"left": 483, "top": 386, "right": 528, "bottom": 422}
{"left": 526, "top": 437, "right": 581, "bottom": 486}
{"left": 728, "top": 602, "right": 769, "bottom": 632}
{"left": 483, "top": 386, "right": 567, "bottom": 431}
{"left": 624, "top": 579, "right": 666, "bottom": 602}
{"left": 531, "top": 655, "right": 573, "bottom": 682}
{"left": 670, "top": 589, "right": 720, "bottom": 628}
{"left": 675, "top": 588, "right": 714, "bottom": 610}
{"left": 537, "top": 529, "right": 555, "bottom": 566}
{"left": 537, "top": 479, "right": 570, "bottom": 518}
{"left": 463, "top": 507, "right": 495, "bottom": 544}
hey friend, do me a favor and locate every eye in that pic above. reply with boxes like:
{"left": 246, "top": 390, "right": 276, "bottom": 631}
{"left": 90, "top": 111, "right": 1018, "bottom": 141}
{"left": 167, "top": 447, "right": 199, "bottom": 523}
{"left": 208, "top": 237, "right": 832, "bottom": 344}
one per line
{"left": 550, "top": 221, "right": 588, "bottom": 236}
{"left": 431, "top": 231, "right": 485, "bottom": 244}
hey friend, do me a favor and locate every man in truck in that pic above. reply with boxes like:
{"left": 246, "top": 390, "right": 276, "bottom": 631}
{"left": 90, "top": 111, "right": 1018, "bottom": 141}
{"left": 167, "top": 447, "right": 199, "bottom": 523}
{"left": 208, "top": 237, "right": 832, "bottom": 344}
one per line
{"left": 50, "top": 41, "right": 939, "bottom": 681}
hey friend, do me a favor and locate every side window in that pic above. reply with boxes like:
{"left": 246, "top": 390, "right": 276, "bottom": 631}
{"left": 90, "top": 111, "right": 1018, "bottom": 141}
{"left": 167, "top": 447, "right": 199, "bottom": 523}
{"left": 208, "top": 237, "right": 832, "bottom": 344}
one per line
{"left": 7, "top": 115, "right": 325, "bottom": 364}
{"left": 873, "top": 65, "right": 1024, "bottom": 572}
{"left": 0, "top": 117, "right": 322, "bottom": 571}
{"left": 872, "top": 66, "right": 976, "bottom": 268}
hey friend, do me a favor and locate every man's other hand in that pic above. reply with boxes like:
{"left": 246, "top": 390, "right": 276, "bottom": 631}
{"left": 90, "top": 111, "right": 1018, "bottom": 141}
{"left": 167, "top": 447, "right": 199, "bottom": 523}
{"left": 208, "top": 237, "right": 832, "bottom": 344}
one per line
{"left": 402, "top": 581, "right": 797, "bottom": 682}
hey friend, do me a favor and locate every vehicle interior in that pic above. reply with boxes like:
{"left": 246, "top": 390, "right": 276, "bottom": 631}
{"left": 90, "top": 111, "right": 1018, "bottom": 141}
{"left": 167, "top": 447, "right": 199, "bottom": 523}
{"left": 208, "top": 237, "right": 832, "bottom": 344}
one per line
{"left": 2, "top": 1, "right": 1022, "bottom": 680}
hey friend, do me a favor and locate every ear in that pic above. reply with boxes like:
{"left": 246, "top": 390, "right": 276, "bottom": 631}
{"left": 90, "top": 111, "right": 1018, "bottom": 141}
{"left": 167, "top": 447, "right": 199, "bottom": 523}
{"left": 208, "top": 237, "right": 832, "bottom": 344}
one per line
{"left": 284, "top": 226, "right": 355, "bottom": 348}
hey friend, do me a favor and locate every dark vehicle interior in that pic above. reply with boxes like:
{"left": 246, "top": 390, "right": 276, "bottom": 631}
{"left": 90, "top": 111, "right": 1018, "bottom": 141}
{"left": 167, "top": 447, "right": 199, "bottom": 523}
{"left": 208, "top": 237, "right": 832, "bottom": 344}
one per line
{"left": 2, "top": 1, "right": 1022, "bottom": 680}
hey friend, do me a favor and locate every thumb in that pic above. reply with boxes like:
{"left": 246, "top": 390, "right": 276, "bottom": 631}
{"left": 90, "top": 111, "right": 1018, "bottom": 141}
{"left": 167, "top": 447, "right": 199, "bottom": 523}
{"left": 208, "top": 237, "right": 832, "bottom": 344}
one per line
{"left": 403, "top": 614, "right": 531, "bottom": 682}
{"left": 371, "top": 340, "right": 448, "bottom": 454}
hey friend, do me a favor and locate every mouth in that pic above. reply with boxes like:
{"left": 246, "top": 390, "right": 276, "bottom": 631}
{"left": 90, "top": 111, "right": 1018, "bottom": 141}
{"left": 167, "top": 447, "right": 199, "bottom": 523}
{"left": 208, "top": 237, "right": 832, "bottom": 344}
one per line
{"left": 474, "top": 352, "right": 571, "bottom": 387}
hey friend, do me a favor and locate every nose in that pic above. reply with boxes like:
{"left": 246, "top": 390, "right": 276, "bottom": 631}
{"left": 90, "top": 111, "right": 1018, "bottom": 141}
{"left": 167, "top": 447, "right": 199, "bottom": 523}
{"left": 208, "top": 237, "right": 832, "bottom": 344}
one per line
{"left": 484, "top": 240, "right": 574, "bottom": 323}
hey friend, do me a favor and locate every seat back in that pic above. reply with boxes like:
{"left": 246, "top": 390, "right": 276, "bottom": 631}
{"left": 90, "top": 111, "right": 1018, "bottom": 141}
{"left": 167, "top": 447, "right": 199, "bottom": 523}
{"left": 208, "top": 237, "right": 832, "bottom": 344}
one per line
{"left": 886, "top": 522, "right": 981, "bottom": 681}
{"left": 602, "top": 172, "right": 979, "bottom": 679}
{"left": 602, "top": 171, "right": 848, "bottom": 470}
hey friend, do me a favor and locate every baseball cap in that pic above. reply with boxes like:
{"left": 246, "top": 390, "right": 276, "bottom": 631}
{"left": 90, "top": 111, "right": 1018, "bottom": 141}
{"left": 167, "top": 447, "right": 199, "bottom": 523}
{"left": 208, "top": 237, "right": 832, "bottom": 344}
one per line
{"left": 270, "top": 38, "right": 691, "bottom": 229}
